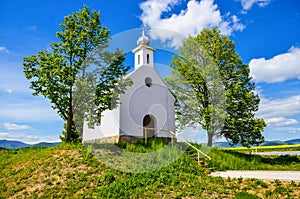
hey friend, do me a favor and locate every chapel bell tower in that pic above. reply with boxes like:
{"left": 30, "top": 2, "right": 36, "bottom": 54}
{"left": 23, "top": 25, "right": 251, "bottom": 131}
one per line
{"left": 132, "top": 29, "right": 155, "bottom": 69}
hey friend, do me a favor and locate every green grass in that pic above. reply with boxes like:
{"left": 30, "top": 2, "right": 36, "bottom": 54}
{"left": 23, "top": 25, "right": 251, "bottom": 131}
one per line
{"left": 208, "top": 148, "right": 300, "bottom": 171}
{"left": 0, "top": 143, "right": 300, "bottom": 198}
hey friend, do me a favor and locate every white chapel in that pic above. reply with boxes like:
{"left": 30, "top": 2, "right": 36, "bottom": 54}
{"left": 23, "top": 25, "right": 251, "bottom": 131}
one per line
{"left": 82, "top": 30, "right": 176, "bottom": 143}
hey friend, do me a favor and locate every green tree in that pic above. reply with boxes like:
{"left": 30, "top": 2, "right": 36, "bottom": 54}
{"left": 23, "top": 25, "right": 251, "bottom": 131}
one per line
{"left": 22, "top": 6, "right": 130, "bottom": 143}
{"left": 166, "top": 28, "right": 265, "bottom": 147}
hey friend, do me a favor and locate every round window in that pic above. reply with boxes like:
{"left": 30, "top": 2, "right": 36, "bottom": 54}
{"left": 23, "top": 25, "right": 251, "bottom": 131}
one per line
{"left": 145, "top": 77, "right": 152, "bottom": 87}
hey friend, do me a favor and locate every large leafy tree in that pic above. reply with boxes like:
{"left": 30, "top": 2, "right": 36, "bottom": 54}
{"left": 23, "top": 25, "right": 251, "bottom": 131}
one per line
{"left": 166, "top": 28, "right": 265, "bottom": 147}
{"left": 23, "top": 6, "right": 130, "bottom": 143}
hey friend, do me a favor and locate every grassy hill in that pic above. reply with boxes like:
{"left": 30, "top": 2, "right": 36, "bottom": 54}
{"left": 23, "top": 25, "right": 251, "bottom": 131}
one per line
{"left": 1, "top": 143, "right": 300, "bottom": 198}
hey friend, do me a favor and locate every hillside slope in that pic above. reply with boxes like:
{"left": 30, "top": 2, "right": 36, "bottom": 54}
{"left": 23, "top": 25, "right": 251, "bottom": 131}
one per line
{"left": 0, "top": 144, "right": 299, "bottom": 198}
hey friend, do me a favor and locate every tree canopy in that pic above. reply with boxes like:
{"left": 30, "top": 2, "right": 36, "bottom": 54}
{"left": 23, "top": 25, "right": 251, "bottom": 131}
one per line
{"left": 23, "top": 5, "right": 130, "bottom": 143}
{"left": 166, "top": 28, "right": 265, "bottom": 147}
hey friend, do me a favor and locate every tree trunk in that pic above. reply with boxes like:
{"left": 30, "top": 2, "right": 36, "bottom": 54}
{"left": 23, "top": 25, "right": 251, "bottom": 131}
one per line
{"left": 207, "top": 133, "right": 213, "bottom": 147}
{"left": 66, "top": 58, "right": 74, "bottom": 143}
{"left": 66, "top": 84, "right": 73, "bottom": 143}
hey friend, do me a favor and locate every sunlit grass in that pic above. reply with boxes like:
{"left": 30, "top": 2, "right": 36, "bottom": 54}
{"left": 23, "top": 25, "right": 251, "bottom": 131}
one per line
{"left": 207, "top": 148, "right": 300, "bottom": 171}
{"left": 1, "top": 143, "right": 300, "bottom": 198}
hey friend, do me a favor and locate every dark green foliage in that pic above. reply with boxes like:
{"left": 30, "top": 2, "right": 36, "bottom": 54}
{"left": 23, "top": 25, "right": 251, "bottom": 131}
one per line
{"left": 166, "top": 28, "right": 265, "bottom": 147}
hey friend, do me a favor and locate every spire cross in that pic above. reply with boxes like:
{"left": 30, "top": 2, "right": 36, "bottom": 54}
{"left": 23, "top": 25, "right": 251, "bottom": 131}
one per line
{"left": 142, "top": 24, "right": 146, "bottom": 36}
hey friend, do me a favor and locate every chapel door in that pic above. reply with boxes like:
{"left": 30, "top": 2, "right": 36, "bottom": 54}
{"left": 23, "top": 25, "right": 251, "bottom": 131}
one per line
{"left": 143, "top": 114, "right": 156, "bottom": 138}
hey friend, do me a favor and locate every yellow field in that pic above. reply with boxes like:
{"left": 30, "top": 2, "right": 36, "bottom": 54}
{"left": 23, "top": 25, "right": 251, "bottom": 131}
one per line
{"left": 220, "top": 144, "right": 300, "bottom": 151}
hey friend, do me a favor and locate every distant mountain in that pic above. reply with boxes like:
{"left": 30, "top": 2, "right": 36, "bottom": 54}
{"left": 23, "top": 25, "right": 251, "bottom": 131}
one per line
{"left": 213, "top": 142, "right": 242, "bottom": 148}
{"left": 261, "top": 140, "right": 287, "bottom": 146}
{"left": 30, "top": 142, "right": 61, "bottom": 147}
{"left": 214, "top": 138, "right": 300, "bottom": 148}
{"left": 285, "top": 139, "right": 300, "bottom": 145}
{"left": 0, "top": 140, "right": 61, "bottom": 150}
{"left": 0, "top": 140, "right": 30, "bottom": 149}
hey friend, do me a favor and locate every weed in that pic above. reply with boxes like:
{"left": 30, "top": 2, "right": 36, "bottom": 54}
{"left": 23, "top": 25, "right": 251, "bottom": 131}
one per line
{"left": 238, "top": 176, "right": 243, "bottom": 183}
{"left": 255, "top": 179, "right": 268, "bottom": 188}
{"left": 265, "top": 190, "right": 272, "bottom": 197}
{"left": 274, "top": 179, "right": 281, "bottom": 186}
{"left": 234, "top": 191, "right": 260, "bottom": 199}
{"left": 273, "top": 186, "right": 288, "bottom": 194}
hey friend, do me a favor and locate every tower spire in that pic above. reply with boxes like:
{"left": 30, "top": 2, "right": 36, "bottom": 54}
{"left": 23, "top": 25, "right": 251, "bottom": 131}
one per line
{"left": 137, "top": 25, "right": 150, "bottom": 46}
{"left": 132, "top": 27, "right": 156, "bottom": 70}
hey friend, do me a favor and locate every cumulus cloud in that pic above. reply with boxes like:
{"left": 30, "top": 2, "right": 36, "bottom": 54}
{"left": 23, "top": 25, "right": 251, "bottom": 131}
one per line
{"left": 0, "top": 46, "right": 9, "bottom": 53}
{"left": 239, "top": 0, "right": 271, "bottom": 11}
{"left": 258, "top": 95, "right": 300, "bottom": 119}
{"left": 139, "top": 0, "right": 245, "bottom": 48}
{"left": 265, "top": 117, "right": 298, "bottom": 127}
{"left": 257, "top": 95, "right": 300, "bottom": 127}
{"left": 250, "top": 47, "right": 300, "bottom": 83}
{"left": 2, "top": 122, "right": 32, "bottom": 131}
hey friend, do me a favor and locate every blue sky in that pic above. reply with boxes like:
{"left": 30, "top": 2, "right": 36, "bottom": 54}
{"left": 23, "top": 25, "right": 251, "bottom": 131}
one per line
{"left": 0, "top": 0, "right": 299, "bottom": 144}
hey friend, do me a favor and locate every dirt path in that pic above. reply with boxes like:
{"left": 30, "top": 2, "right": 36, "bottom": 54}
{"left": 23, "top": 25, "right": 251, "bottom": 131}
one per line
{"left": 210, "top": 170, "right": 300, "bottom": 182}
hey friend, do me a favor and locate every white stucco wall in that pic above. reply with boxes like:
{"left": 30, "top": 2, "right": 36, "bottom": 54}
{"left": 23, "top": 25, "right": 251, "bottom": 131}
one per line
{"left": 119, "top": 65, "right": 175, "bottom": 137}
{"left": 82, "top": 107, "right": 120, "bottom": 142}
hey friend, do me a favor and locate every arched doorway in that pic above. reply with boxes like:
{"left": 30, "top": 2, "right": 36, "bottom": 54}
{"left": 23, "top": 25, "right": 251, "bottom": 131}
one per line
{"left": 143, "top": 114, "right": 156, "bottom": 138}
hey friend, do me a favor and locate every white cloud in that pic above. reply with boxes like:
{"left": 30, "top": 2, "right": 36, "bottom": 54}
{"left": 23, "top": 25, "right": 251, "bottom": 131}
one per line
{"left": 0, "top": 46, "right": 9, "bottom": 53}
{"left": 288, "top": 128, "right": 300, "bottom": 134}
{"left": 257, "top": 95, "right": 300, "bottom": 127}
{"left": 2, "top": 122, "right": 32, "bottom": 131}
{"left": 265, "top": 117, "right": 298, "bottom": 127}
{"left": 139, "top": 0, "right": 245, "bottom": 48}
{"left": 258, "top": 95, "right": 300, "bottom": 119}
{"left": 250, "top": 47, "right": 300, "bottom": 83}
{"left": 0, "top": 132, "right": 60, "bottom": 144}
{"left": 4, "top": 89, "right": 13, "bottom": 94}
{"left": 239, "top": 0, "right": 271, "bottom": 11}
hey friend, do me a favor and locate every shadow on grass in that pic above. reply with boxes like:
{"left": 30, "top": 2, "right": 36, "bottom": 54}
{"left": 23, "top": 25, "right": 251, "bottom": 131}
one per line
{"left": 260, "top": 155, "right": 300, "bottom": 165}
{"left": 222, "top": 150, "right": 300, "bottom": 165}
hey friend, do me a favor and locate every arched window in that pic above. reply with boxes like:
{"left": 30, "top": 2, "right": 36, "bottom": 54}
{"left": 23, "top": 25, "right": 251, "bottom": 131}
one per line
{"left": 138, "top": 55, "right": 140, "bottom": 65}
{"left": 147, "top": 54, "right": 150, "bottom": 64}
